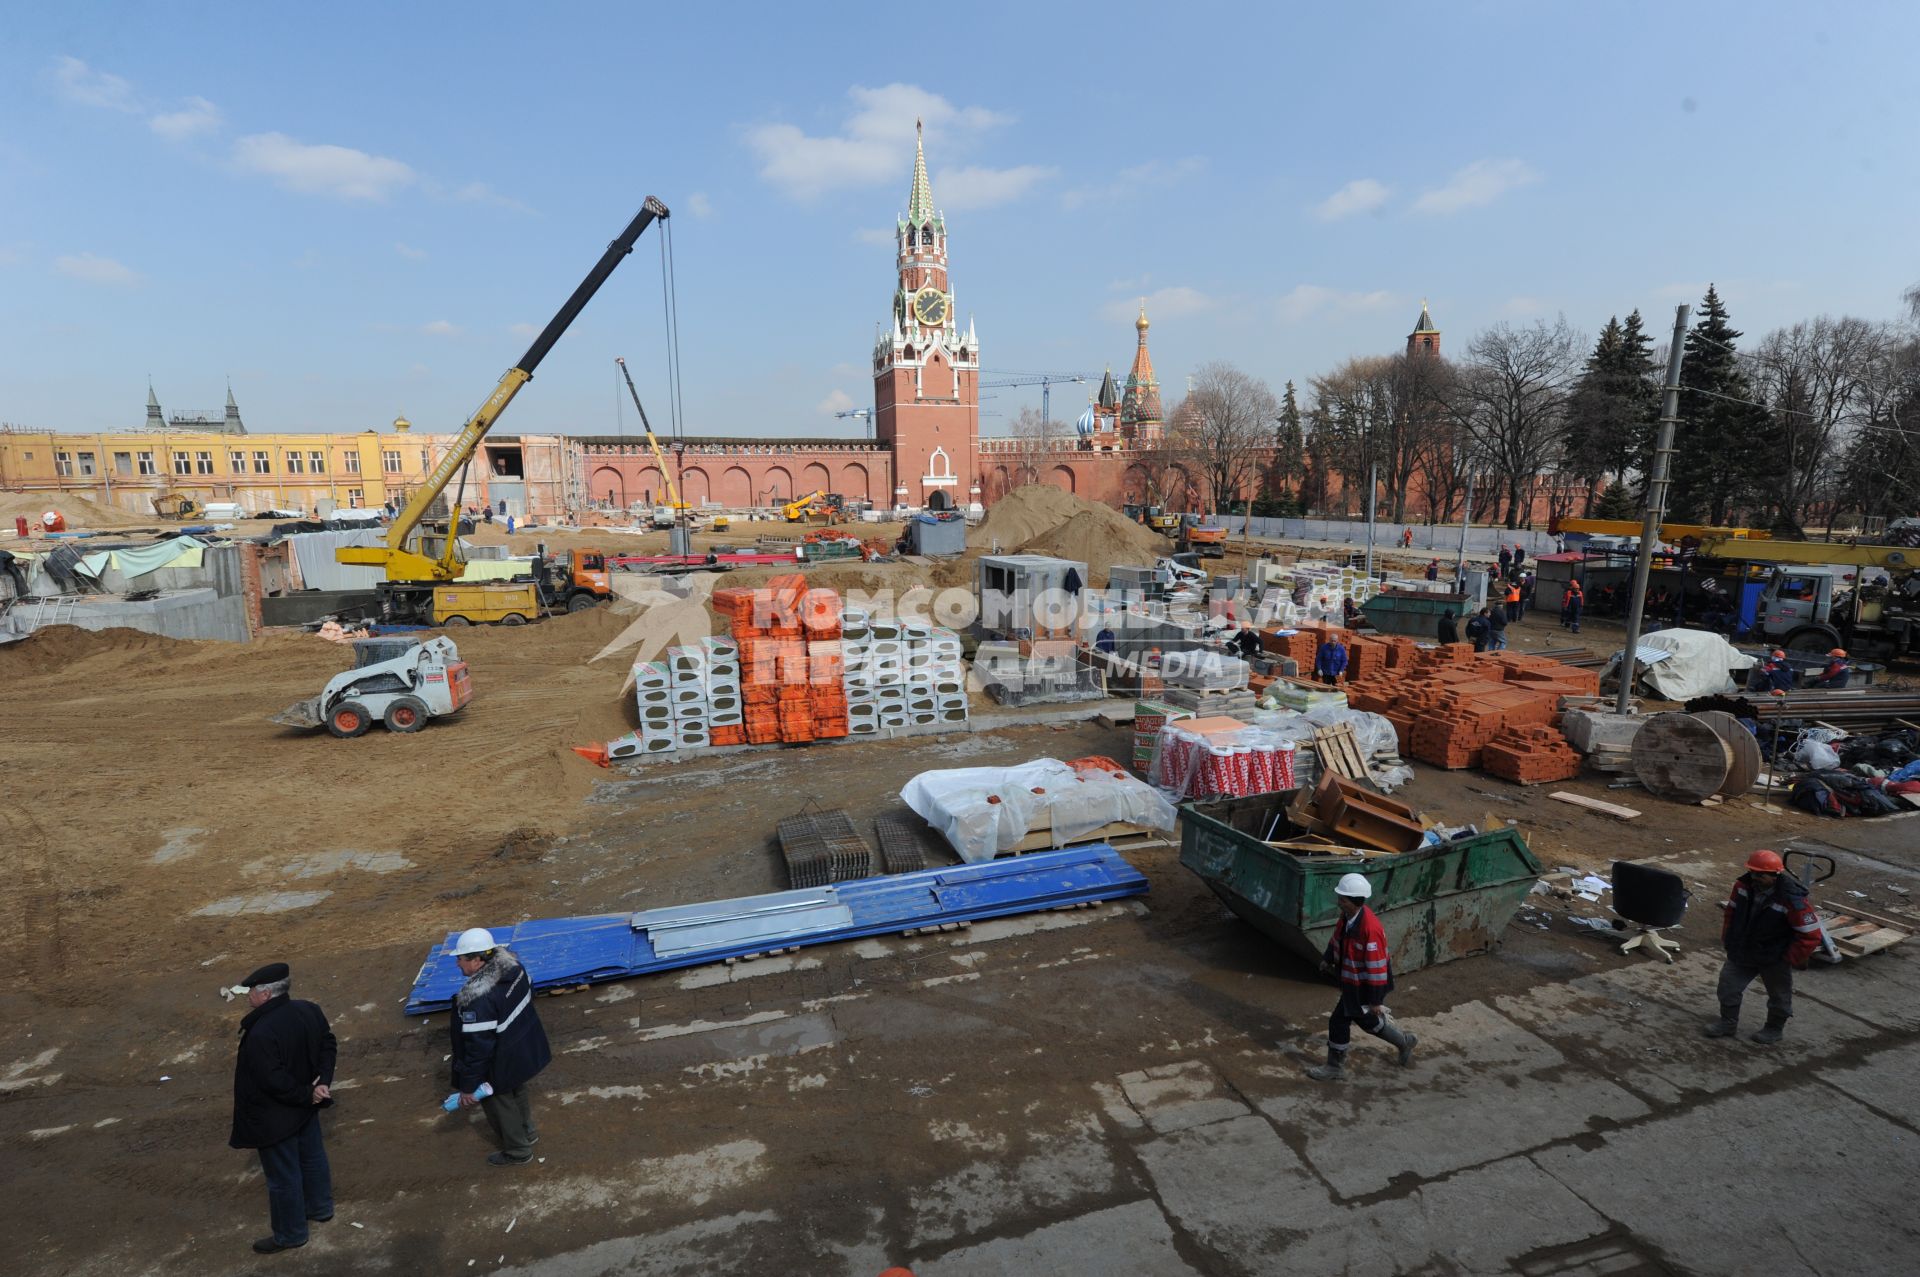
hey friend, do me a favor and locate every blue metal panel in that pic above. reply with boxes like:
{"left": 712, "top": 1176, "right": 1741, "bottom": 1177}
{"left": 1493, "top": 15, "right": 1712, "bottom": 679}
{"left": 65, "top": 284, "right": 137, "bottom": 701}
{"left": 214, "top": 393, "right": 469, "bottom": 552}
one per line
{"left": 404, "top": 846, "right": 1147, "bottom": 1013}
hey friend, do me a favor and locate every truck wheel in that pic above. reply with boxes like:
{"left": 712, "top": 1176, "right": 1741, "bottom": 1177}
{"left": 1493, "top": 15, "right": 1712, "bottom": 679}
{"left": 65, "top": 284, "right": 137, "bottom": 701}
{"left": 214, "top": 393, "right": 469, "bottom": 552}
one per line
{"left": 383, "top": 695, "right": 429, "bottom": 733}
{"left": 501, "top": 613, "right": 528, "bottom": 626}
{"left": 326, "top": 701, "right": 372, "bottom": 739}
{"left": 443, "top": 616, "right": 471, "bottom": 628}
{"left": 567, "top": 594, "right": 597, "bottom": 613}
{"left": 1784, "top": 625, "right": 1843, "bottom": 656}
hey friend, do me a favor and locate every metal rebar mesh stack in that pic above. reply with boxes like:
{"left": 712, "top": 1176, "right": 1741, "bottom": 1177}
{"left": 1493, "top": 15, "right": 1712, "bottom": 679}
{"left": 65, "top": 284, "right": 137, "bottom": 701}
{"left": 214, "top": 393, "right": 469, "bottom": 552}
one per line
{"left": 873, "top": 812, "right": 950, "bottom": 875}
{"left": 777, "top": 808, "right": 875, "bottom": 888}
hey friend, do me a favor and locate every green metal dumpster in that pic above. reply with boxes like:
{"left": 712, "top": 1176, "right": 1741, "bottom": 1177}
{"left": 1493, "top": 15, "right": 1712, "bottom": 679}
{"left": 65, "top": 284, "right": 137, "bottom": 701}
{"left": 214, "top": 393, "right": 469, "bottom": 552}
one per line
{"left": 1180, "top": 792, "right": 1542, "bottom": 973}
{"left": 1360, "top": 590, "right": 1471, "bottom": 639}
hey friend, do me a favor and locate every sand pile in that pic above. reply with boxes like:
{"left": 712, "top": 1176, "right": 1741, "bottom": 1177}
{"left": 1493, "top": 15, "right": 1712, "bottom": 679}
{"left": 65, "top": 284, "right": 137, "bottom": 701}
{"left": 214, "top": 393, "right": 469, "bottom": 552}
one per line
{"left": 966, "top": 484, "right": 1089, "bottom": 551}
{"left": 964, "top": 484, "right": 1166, "bottom": 586}
{"left": 1020, "top": 509, "right": 1167, "bottom": 585}
{"left": 0, "top": 490, "right": 158, "bottom": 531}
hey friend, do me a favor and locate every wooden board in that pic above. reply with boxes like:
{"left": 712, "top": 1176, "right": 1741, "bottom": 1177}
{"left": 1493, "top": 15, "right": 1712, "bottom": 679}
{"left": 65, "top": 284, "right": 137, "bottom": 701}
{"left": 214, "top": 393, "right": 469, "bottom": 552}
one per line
{"left": 1007, "top": 819, "right": 1156, "bottom": 853}
{"left": 1630, "top": 711, "right": 1732, "bottom": 803}
{"left": 1549, "top": 790, "right": 1642, "bottom": 820}
{"left": 1312, "top": 723, "right": 1368, "bottom": 781}
{"left": 1692, "top": 710, "right": 1763, "bottom": 797}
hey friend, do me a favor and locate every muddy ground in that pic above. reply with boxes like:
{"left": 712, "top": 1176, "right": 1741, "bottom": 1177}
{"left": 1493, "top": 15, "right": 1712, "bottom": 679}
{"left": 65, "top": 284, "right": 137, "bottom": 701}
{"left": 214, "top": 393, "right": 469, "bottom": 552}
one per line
{"left": 4, "top": 553, "right": 1915, "bottom": 1274}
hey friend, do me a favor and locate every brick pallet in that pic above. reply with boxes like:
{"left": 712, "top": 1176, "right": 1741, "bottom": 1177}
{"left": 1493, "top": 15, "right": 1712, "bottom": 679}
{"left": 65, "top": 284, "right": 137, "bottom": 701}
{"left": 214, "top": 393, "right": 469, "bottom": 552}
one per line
{"left": 1482, "top": 724, "right": 1584, "bottom": 785}
{"left": 1338, "top": 646, "right": 1600, "bottom": 772}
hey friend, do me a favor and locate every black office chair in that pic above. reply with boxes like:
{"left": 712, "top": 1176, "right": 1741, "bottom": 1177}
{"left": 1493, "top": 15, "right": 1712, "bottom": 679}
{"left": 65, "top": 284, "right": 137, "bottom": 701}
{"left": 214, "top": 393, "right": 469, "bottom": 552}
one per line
{"left": 1610, "top": 860, "right": 1689, "bottom": 963}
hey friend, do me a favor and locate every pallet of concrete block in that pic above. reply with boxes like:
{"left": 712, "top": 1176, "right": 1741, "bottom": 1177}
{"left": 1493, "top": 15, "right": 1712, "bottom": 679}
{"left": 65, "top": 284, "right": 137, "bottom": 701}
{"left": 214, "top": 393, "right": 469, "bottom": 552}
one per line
{"left": 842, "top": 611, "right": 968, "bottom": 735}
{"left": 612, "top": 660, "right": 681, "bottom": 757}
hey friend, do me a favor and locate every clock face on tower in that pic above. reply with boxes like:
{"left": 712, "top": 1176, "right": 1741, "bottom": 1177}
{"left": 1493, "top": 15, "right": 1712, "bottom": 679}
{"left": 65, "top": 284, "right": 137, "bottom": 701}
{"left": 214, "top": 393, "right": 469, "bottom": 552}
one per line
{"left": 913, "top": 288, "right": 948, "bottom": 326}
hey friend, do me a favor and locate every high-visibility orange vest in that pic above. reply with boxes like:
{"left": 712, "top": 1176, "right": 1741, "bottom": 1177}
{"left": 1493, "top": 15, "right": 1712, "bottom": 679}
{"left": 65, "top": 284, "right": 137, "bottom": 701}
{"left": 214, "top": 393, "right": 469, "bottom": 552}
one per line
{"left": 1506, "top": 584, "right": 1520, "bottom": 604}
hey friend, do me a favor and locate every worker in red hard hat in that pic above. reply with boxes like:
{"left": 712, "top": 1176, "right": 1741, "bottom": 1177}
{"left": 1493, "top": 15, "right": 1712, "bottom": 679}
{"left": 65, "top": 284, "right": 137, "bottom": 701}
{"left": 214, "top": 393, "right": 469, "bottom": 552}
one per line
{"left": 1748, "top": 648, "right": 1793, "bottom": 694}
{"left": 1306, "top": 874, "right": 1417, "bottom": 1081}
{"left": 1704, "top": 850, "right": 1823, "bottom": 1044}
{"left": 1810, "top": 648, "right": 1851, "bottom": 689}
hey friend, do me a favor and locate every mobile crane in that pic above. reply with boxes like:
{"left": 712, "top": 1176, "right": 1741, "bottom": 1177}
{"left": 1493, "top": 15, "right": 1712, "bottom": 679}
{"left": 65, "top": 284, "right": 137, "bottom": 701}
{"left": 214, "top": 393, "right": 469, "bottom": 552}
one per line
{"left": 338, "top": 198, "right": 670, "bottom": 623}
{"left": 1693, "top": 533, "right": 1920, "bottom": 660}
{"left": 615, "top": 355, "right": 693, "bottom": 532}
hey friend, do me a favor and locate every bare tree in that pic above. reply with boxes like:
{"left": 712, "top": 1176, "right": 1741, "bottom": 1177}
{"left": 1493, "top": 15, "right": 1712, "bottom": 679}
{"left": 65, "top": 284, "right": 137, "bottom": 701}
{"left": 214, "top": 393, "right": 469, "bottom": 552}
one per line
{"left": 1308, "top": 353, "right": 1452, "bottom": 523}
{"left": 1751, "top": 316, "right": 1894, "bottom": 534}
{"left": 1445, "top": 319, "right": 1584, "bottom": 529}
{"left": 1003, "top": 406, "right": 1063, "bottom": 490}
{"left": 1180, "top": 362, "right": 1280, "bottom": 515}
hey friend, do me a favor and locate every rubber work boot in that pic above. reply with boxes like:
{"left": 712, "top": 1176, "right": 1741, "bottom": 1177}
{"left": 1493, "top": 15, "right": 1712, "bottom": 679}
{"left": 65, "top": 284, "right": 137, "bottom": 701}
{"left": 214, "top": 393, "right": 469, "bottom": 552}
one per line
{"left": 1703, "top": 1006, "right": 1741, "bottom": 1038}
{"left": 1306, "top": 1045, "right": 1347, "bottom": 1082}
{"left": 1374, "top": 1019, "right": 1419, "bottom": 1067}
{"left": 1750, "top": 1013, "right": 1788, "bottom": 1045}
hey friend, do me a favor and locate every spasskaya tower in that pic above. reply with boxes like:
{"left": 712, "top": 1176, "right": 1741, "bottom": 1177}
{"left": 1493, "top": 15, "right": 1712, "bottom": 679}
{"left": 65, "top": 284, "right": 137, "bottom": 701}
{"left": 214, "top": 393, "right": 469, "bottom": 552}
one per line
{"left": 872, "top": 120, "right": 980, "bottom": 512}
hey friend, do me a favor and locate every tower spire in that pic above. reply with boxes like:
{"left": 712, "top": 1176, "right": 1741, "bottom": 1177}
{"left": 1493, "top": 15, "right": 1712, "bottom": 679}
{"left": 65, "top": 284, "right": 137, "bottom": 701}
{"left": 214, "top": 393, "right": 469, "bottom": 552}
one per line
{"left": 906, "top": 117, "right": 935, "bottom": 225}
{"left": 1122, "top": 302, "right": 1163, "bottom": 442}
{"left": 145, "top": 380, "right": 164, "bottom": 429}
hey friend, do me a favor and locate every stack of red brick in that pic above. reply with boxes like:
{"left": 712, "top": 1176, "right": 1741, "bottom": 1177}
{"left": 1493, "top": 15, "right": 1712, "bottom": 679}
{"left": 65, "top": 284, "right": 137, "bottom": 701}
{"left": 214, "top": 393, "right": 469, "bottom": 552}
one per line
{"left": 1481, "top": 724, "right": 1584, "bottom": 784}
{"left": 713, "top": 575, "right": 850, "bottom": 745}
{"left": 1341, "top": 646, "right": 1599, "bottom": 772}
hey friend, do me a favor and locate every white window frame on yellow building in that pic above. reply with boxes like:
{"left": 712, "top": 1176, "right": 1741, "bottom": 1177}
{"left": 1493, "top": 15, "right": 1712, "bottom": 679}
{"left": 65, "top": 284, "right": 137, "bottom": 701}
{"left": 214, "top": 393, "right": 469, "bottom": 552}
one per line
{"left": 309, "top": 450, "right": 326, "bottom": 474}
{"left": 345, "top": 451, "right": 362, "bottom": 475}
{"left": 139, "top": 450, "right": 157, "bottom": 475}
{"left": 174, "top": 451, "right": 193, "bottom": 477}
{"left": 286, "top": 450, "right": 305, "bottom": 475}
{"left": 55, "top": 450, "right": 74, "bottom": 477}
{"left": 252, "top": 450, "right": 271, "bottom": 474}
{"left": 195, "top": 450, "right": 214, "bottom": 475}
{"left": 382, "top": 449, "right": 402, "bottom": 474}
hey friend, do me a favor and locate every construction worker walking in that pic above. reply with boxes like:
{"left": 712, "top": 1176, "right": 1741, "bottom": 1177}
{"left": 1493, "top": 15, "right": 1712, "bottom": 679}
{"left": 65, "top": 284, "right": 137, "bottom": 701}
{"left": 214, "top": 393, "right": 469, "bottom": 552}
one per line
{"left": 1704, "top": 850, "right": 1822, "bottom": 1044}
{"left": 448, "top": 927, "right": 553, "bottom": 1165}
{"left": 1307, "top": 874, "right": 1417, "bottom": 1081}
{"left": 1562, "top": 580, "right": 1584, "bottom": 633}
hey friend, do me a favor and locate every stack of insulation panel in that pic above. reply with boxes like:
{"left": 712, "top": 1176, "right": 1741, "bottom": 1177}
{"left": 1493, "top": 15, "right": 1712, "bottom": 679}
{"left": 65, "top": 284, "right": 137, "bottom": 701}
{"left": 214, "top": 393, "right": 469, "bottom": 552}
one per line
{"left": 843, "top": 613, "right": 968, "bottom": 732}
{"left": 629, "top": 660, "right": 679, "bottom": 754}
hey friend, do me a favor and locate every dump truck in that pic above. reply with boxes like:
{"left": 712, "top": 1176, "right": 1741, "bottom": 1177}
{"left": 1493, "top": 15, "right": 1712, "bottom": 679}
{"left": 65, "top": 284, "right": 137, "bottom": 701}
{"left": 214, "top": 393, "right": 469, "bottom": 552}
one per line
{"left": 273, "top": 636, "right": 473, "bottom": 737}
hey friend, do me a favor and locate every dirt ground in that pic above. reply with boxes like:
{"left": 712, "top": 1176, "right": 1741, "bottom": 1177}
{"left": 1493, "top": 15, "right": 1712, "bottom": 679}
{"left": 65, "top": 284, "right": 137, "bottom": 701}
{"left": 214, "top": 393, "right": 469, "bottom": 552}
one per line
{"left": 4, "top": 519, "right": 1902, "bottom": 1273}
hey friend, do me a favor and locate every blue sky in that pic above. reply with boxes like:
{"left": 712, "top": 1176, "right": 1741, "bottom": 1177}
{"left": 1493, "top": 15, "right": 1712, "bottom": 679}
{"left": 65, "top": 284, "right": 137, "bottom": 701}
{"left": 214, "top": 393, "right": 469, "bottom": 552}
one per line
{"left": 2, "top": 2, "right": 1914, "bottom": 438}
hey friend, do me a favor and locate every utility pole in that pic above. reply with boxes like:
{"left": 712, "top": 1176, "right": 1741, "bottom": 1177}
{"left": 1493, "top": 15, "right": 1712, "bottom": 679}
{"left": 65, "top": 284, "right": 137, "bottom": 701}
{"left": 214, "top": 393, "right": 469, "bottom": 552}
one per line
{"left": 1614, "top": 303, "right": 1691, "bottom": 715}
{"left": 1364, "top": 463, "right": 1378, "bottom": 579}
{"left": 1455, "top": 471, "right": 1475, "bottom": 586}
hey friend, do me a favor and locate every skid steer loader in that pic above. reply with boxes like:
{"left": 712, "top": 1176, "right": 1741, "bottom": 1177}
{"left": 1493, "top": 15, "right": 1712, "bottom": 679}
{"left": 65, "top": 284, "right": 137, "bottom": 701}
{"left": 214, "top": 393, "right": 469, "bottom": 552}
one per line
{"left": 272, "top": 636, "right": 472, "bottom": 738}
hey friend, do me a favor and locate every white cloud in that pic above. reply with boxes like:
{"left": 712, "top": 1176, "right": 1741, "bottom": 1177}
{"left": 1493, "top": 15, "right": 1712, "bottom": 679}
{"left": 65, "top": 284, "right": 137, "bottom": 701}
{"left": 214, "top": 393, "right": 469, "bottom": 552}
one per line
{"left": 853, "top": 227, "right": 896, "bottom": 246}
{"left": 1101, "top": 286, "right": 1214, "bottom": 325}
{"left": 54, "top": 252, "right": 140, "bottom": 286}
{"left": 421, "top": 320, "right": 460, "bottom": 337}
{"left": 1412, "top": 159, "right": 1539, "bottom": 215}
{"left": 1502, "top": 296, "right": 1546, "bottom": 316}
{"left": 745, "top": 83, "right": 1012, "bottom": 200}
{"left": 1275, "top": 285, "right": 1396, "bottom": 323}
{"left": 51, "top": 56, "right": 139, "bottom": 112}
{"left": 935, "top": 164, "right": 1055, "bottom": 211}
{"left": 149, "top": 96, "right": 221, "bottom": 140}
{"left": 395, "top": 242, "right": 427, "bottom": 260}
{"left": 232, "top": 132, "right": 416, "bottom": 201}
{"left": 816, "top": 389, "right": 855, "bottom": 415}
{"left": 507, "top": 322, "right": 540, "bottom": 338}
{"left": 1315, "top": 178, "right": 1390, "bottom": 221}
{"left": 1062, "top": 156, "right": 1206, "bottom": 210}
{"left": 445, "top": 180, "right": 531, "bottom": 213}
{"left": 686, "top": 192, "right": 713, "bottom": 218}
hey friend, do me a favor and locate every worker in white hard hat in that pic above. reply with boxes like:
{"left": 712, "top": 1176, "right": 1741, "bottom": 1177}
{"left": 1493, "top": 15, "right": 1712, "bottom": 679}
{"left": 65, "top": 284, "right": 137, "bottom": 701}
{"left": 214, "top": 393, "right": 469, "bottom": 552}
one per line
{"left": 447, "top": 927, "right": 552, "bottom": 1166}
{"left": 1306, "top": 873, "right": 1418, "bottom": 1082}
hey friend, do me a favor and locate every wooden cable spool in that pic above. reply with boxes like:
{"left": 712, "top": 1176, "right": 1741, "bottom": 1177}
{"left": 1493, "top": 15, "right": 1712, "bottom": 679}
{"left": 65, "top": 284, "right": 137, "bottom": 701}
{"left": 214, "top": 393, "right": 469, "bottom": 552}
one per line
{"left": 1630, "top": 711, "right": 1733, "bottom": 803}
{"left": 1692, "top": 709, "right": 1763, "bottom": 797}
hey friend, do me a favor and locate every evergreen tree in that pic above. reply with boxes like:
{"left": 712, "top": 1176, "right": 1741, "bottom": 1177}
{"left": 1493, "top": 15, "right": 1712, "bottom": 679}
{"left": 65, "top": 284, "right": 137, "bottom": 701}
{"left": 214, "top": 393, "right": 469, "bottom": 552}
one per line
{"left": 1565, "top": 311, "right": 1660, "bottom": 511}
{"left": 1592, "top": 478, "right": 1637, "bottom": 520}
{"left": 1274, "top": 380, "right": 1306, "bottom": 481}
{"left": 1664, "top": 286, "right": 1773, "bottom": 524}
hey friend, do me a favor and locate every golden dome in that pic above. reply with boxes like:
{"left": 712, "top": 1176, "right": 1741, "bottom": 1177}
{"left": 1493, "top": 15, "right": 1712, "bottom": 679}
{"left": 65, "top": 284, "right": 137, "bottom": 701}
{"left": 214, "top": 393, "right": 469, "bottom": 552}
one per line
{"left": 1136, "top": 302, "right": 1150, "bottom": 332}
{"left": 393, "top": 414, "right": 411, "bottom": 433}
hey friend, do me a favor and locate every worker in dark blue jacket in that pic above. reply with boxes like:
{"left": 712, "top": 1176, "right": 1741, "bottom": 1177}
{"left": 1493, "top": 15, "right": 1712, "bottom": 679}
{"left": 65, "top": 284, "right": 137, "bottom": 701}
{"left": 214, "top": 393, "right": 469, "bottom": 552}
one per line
{"left": 1314, "top": 636, "right": 1349, "bottom": 685}
{"left": 1811, "top": 649, "right": 1851, "bottom": 688}
{"left": 1748, "top": 649, "right": 1794, "bottom": 694}
{"left": 449, "top": 928, "right": 553, "bottom": 1166}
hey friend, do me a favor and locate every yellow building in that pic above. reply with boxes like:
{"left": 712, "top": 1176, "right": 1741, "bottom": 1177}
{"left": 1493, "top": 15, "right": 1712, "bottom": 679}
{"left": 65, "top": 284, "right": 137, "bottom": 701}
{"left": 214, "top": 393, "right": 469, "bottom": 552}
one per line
{"left": 0, "top": 387, "right": 463, "bottom": 517}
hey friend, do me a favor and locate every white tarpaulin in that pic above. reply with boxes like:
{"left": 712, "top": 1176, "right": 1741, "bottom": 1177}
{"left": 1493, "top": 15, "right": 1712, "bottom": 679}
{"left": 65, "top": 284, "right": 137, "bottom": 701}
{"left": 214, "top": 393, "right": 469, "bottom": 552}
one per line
{"left": 286, "top": 528, "right": 388, "bottom": 591}
{"left": 1622, "top": 629, "right": 1756, "bottom": 699}
{"left": 900, "top": 759, "right": 1177, "bottom": 864}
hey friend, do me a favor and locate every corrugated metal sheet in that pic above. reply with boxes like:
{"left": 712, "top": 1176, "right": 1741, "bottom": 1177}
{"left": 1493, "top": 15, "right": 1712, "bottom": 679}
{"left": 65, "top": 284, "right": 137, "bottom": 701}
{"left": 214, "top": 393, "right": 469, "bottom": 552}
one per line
{"left": 404, "top": 845, "right": 1149, "bottom": 1013}
{"left": 285, "top": 529, "right": 387, "bottom": 591}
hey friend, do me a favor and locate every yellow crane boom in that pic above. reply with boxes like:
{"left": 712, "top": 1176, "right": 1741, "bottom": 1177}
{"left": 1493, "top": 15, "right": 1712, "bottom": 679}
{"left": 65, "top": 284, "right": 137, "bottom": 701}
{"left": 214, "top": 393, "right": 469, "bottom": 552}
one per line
{"left": 1552, "top": 517, "right": 1771, "bottom": 541}
{"left": 615, "top": 356, "right": 685, "bottom": 511}
{"left": 340, "top": 197, "right": 670, "bottom": 583}
{"left": 1694, "top": 535, "right": 1919, "bottom": 569}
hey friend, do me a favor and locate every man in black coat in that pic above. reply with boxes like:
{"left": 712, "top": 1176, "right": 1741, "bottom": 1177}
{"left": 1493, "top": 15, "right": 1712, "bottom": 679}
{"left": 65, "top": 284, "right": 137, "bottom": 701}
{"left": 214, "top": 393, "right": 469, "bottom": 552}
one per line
{"left": 449, "top": 928, "right": 553, "bottom": 1166}
{"left": 1464, "top": 608, "right": 1490, "bottom": 653}
{"left": 230, "top": 962, "right": 336, "bottom": 1254}
{"left": 1436, "top": 610, "right": 1459, "bottom": 646}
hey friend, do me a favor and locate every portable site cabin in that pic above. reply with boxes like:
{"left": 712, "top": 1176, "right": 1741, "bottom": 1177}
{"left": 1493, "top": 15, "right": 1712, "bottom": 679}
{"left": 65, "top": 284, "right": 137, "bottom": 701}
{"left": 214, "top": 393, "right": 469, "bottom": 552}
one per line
{"left": 976, "top": 554, "right": 1089, "bottom": 639}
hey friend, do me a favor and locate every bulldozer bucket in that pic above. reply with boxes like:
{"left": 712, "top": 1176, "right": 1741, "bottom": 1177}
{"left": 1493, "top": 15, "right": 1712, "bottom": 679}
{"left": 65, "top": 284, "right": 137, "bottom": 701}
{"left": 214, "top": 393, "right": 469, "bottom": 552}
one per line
{"left": 270, "top": 697, "right": 325, "bottom": 730}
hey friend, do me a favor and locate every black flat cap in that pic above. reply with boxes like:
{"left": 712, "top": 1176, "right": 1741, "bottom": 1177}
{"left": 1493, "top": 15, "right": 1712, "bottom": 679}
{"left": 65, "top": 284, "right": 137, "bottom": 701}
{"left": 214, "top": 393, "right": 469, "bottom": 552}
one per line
{"left": 240, "top": 962, "right": 289, "bottom": 988}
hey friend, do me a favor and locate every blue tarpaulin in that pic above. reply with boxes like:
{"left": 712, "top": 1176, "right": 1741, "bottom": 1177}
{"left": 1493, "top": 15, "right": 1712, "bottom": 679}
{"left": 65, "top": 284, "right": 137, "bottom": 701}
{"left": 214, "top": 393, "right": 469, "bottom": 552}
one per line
{"left": 404, "top": 845, "right": 1148, "bottom": 1013}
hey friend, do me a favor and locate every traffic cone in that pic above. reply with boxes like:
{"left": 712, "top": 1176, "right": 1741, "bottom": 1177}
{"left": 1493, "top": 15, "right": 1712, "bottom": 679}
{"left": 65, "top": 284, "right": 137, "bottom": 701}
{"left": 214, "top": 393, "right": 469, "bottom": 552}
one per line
{"left": 571, "top": 743, "right": 611, "bottom": 768}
